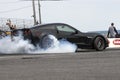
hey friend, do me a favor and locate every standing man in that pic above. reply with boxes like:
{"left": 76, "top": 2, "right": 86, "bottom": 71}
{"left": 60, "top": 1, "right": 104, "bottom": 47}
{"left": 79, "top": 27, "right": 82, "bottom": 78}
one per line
{"left": 6, "top": 19, "right": 16, "bottom": 41}
{"left": 107, "top": 23, "right": 118, "bottom": 38}
{"left": 6, "top": 19, "right": 16, "bottom": 31}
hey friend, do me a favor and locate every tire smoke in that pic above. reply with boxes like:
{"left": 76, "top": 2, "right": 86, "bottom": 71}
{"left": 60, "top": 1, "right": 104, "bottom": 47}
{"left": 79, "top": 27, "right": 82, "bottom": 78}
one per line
{"left": 0, "top": 34, "right": 77, "bottom": 54}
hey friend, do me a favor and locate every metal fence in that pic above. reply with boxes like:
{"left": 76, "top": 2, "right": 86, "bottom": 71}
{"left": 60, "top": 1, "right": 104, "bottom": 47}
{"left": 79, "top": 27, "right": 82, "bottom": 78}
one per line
{"left": 0, "top": 18, "right": 34, "bottom": 31}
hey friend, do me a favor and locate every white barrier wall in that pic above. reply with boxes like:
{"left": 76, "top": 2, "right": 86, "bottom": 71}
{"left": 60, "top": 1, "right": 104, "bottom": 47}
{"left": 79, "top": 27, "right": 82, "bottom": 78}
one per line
{"left": 108, "top": 38, "right": 120, "bottom": 48}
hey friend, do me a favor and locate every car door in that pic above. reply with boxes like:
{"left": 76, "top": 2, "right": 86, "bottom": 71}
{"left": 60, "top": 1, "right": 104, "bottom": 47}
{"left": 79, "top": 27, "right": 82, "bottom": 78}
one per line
{"left": 56, "top": 24, "right": 84, "bottom": 44}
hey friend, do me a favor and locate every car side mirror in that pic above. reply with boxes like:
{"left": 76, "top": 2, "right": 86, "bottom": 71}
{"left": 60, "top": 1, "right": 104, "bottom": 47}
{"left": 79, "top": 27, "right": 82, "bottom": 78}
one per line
{"left": 75, "top": 30, "right": 78, "bottom": 34}
{"left": 71, "top": 31, "right": 78, "bottom": 35}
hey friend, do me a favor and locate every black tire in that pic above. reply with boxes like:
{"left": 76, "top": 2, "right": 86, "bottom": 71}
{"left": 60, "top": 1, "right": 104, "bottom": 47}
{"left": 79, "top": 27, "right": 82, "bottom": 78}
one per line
{"left": 94, "top": 37, "right": 106, "bottom": 51}
{"left": 40, "top": 35, "right": 57, "bottom": 49}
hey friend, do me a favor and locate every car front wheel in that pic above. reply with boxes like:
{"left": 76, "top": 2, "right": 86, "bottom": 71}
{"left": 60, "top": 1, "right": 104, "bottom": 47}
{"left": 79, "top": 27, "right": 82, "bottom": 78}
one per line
{"left": 94, "top": 37, "right": 106, "bottom": 51}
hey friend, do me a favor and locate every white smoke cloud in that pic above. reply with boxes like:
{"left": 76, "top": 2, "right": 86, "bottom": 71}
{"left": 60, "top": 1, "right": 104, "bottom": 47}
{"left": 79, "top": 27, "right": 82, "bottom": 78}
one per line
{"left": 0, "top": 34, "right": 77, "bottom": 54}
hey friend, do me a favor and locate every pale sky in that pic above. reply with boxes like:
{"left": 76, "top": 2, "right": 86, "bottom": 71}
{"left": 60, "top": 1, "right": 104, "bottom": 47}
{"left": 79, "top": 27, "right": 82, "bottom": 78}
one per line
{"left": 0, "top": 0, "right": 120, "bottom": 32}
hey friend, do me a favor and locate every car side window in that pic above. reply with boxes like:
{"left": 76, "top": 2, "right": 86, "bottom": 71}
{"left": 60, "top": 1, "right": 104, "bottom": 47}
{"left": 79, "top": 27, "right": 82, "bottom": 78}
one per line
{"left": 56, "top": 25, "right": 76, "bottom": 33}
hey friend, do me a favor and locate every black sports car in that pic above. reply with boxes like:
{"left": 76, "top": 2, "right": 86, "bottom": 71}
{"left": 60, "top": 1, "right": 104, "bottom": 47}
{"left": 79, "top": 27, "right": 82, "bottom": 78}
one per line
{"left": 13, "top": 23, "right": 109, "bottom": 51}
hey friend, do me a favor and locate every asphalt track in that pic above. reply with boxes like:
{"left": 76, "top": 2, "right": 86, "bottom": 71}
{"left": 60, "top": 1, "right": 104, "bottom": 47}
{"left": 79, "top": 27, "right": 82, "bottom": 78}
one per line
{"left": 0, "top": 48, "right": 120, "bottom": 80}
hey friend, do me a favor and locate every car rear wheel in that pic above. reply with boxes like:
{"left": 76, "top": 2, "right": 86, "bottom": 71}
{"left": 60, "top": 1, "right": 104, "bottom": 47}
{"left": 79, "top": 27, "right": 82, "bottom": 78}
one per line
{"left": 94, "top": 37, "right": 106, "bottom": 51}
{"left": 40, "top": 35, "right": 58, "bottom": 49}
